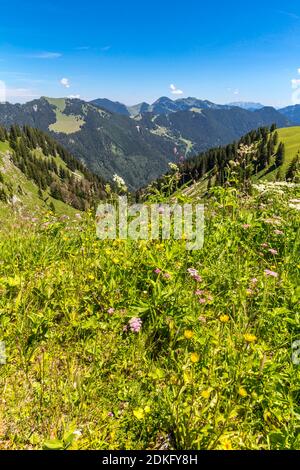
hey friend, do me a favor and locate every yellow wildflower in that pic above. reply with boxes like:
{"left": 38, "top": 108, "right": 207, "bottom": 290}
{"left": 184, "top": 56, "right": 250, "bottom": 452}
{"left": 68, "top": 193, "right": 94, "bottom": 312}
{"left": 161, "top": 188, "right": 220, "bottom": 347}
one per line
{"left": 201, "top": 389, "right": 212, "bottom": 399}
{"left": 144, "top": 405, "right": 151, "bottom": 414}
{"left": 221, "top": 438, "right": 233, "bottom": 450}
{"left": 133, "top": 408, "right": 144, "bottom": 420}
{"left": 184, "top": 330, "right": 194, "bottom": 339}
{"left": 190, "top": 352, "right": 200, "bottom": 363}
{"left": 244, "top": 333, "right": 257, "bottom": 343}
{"left": 220, "top": 314, "right": 230, "bottom": 323}
{"left": 183, "top": 370, "right": 192, "bottom": 384}
{"left": 238, "top": 387, "right": 248, "bottom": 398}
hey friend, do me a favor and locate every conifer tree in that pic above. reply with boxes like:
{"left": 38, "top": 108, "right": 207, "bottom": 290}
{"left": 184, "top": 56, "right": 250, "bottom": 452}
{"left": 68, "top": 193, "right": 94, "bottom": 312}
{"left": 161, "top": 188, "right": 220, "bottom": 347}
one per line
{"left": 275, "top": 142, "right": 285, "bottom": 168}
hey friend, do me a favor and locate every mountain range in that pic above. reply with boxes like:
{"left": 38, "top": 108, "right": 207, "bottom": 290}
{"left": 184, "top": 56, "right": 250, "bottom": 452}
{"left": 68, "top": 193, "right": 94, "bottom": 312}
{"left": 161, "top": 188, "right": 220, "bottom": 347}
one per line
{"left": 227, "top": 101, "right": 265, "bottom": 111}
{"left": 277, "top": 105, "right": 300, "bottom": 125}
{"left": 0, "top": 97, "right": 179, "bottom": 189}
{"left": 90, "top": 96, "right": 231, "bottom": 116}
{"left": 0, "top": 96, "right": 296, "bottom": 189}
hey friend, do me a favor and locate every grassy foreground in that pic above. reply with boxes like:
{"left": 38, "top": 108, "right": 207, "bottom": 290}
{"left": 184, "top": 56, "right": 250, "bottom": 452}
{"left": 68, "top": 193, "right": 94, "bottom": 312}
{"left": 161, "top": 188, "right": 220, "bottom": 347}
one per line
{"left": 0, "top": 183, "right": 299, "bottom": 450}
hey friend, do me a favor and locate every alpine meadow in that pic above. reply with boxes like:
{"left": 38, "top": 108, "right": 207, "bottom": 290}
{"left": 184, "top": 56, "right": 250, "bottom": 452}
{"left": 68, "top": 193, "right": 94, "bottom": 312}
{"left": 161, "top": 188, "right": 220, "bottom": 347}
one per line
{"left": 0, "top": 0, "right": 300, "bottom": 458}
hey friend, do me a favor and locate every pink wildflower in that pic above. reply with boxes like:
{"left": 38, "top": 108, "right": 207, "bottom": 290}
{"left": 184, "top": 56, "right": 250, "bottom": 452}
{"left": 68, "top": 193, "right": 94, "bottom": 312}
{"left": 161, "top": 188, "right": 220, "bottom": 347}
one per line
{"left": 261, "top": 243, "right": 269, "bottom": 248}
{"left": 195, "top": 290, "right": 205, "bottom": 296}
{"left": 199, "top": 298, "right": 206, "bottom": 304}
{"left": 187, "top": 268, "right": 202, "bottom": 282}
{"left": 268, "top": 248, "right": 278, "bottom": 255}
{"left": 274, "top": 230, "right": 284, "bottom": 235}
{"left": 128, "top": 317, "right": 142, "bottom": 333}
{"left": 107, "top": 308, "right": 115, "bottom": 315}
{"left": 264, "top": 269, "right": 278, "bottom": 278}
{"left": 188, "top": 268, "right": 198, "bottom": 277}
{"left": 242, "top": 224, "right": 251, "bottom": 229}
{"left": 154, "top": 268, "right": 161, "bottom": 274}
{"left": 163, "top": 273, "right": 171, "bottom": 279}
{"left": 251, "top": 278, "right": 258, "bottom": 285}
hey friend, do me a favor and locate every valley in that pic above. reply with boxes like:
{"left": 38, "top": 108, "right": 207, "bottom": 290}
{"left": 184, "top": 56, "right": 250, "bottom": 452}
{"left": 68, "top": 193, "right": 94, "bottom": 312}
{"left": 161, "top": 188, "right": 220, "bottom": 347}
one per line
{"left": 0, "top": 96, "right": 293, "bottom": 190}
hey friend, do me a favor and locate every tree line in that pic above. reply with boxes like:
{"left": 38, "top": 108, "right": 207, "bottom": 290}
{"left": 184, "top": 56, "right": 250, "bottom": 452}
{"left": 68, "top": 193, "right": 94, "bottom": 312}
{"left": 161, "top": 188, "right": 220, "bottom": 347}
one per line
{"left": 139, "top": 124, "right": 300, "bottom": 199}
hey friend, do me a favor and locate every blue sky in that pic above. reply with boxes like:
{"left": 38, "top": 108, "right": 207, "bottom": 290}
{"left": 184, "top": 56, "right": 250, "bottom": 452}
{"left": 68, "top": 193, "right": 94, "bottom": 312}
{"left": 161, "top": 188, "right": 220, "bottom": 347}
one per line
{"left": 1, "top": 0, "right": 300, "bottom": 106}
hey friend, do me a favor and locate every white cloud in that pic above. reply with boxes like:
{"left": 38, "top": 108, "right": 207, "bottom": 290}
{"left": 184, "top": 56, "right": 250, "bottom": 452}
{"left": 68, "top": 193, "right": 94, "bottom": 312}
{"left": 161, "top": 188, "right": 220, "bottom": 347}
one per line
{"left": 28, "top": 52, "right": 62, "bottom": 59}
{"left": 277, "top": 10, "right": 300, "bottom": 20}
{"left": 4, "top": 88, "right": 38, "bottom": 102}
{"left": 227, "top": 87, "right": 240, "bottom": 95}
{"left": 101, "top": 45, "right": 111, "bottom": 51}
{"left": 60, "top": 78, "right": 70, "bottom": 88}
{"left": 297, "top": 68, "right": 300, "bottom": 75}
{"left": 68, "top": 94, "right": 80, "bottom": 99}
{"left": 170, "top": 83, "right": 183, "bottom": 95}
{"left": 291, "top": 78, "right": 300, "bottom": 89}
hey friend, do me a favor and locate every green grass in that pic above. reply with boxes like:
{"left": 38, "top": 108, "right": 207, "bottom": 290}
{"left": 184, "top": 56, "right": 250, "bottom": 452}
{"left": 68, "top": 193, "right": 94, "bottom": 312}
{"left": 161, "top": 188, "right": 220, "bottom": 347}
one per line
{"left": 276, "top": 126, "right": 300, "bottom": 172}
{"left": 0, "top": 141, "right": 10, "bottom": 154}
{"left": 0, "top": 183, "right": 299, "bottom": 450}
{"left": 45, "top": 97, "right": 67, "bottom": 113}
{"left": 259, "top": 126, "right": 300, "bottom": 181}
{"left": 49, "top": 112, "right": 85, "bottom": 134}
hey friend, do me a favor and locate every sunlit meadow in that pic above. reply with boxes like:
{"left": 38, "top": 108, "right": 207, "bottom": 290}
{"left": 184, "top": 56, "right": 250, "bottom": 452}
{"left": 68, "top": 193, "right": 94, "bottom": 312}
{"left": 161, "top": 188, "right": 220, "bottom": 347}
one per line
{"left": 0, "top": 181, "right": 299, "bottom": 450}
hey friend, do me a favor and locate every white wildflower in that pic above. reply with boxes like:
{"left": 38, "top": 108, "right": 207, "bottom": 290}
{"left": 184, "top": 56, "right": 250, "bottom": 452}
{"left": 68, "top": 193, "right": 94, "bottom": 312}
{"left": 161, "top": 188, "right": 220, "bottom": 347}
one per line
{"left": 113, "top": 174, "right": 127, "bottom": 192}
{"left": 289, "top": 202, "right": 300, "bottom": 211}
{"left": 168, "top": 162, "right": 179, "bottom": 172}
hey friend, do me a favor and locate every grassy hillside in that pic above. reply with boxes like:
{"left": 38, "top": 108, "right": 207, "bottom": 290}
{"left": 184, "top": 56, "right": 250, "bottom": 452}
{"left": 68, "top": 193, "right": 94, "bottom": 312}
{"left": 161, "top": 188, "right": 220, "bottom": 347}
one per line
{"left": 0, "top": 141, "right": 10, "bottom": 153}
{"left": 276, "top": 126, "right": 300, "bottom": 170}
{"left": 46, "top": 98, "right": 85, "bottom": 134}
{"left": 0, "top": 142, "right": 77, "bottom": 218}
{"left": 254, "top": 127, "right": 300, "bottom": 182}
{"left": 0, "top": 179, "right": 299, "bottom": 450}
{"left": 0, "top": 125, "right": 107, "bottom": 219}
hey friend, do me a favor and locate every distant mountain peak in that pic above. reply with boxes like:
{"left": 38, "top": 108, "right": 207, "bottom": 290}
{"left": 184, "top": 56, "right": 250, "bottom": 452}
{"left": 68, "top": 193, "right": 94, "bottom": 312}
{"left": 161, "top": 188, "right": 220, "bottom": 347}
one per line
{"left": 90, "top": 98, "right": 130, "bottom": 116}
{"left": 278, "top": 104, "right": 300, "bottom": 125}
{"left": 228, "top": 101, "right": 265, "bottom": 111}
{"left": 153, "top": 96, "right": 174, "bottom": 103}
